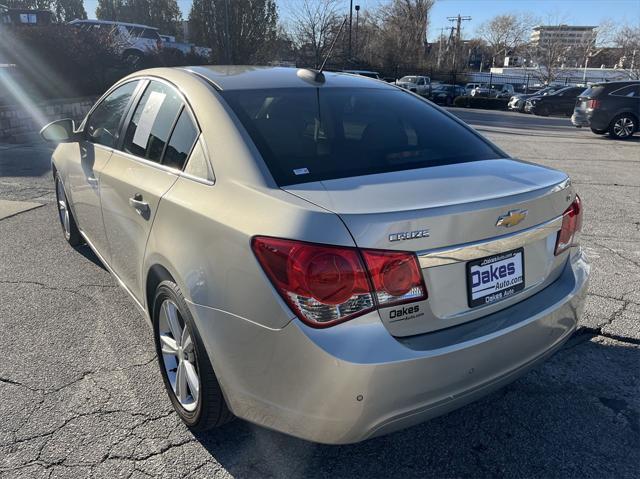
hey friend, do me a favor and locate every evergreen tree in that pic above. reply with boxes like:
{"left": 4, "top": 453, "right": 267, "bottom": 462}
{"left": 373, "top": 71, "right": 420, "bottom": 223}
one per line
{"left": 189, "top": 0, "right": 278, "bottom": 64}
{"left": 53, "top": 0, "right": 86, "bottom": 21}
{"left": 96, "top": 0, "right": 125, "bottom": 22}
{"left": 97, "top": 0, "right": 181, "bottom": 36}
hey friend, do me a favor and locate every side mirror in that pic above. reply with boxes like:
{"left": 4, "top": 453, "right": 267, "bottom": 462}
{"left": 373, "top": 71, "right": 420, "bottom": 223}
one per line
{"left": 40, "top": 119, "right": 77, "bottom": 143}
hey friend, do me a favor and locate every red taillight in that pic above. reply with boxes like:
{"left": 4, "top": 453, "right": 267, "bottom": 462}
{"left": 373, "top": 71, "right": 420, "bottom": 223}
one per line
{"left": 361, "top": 250, "right": 427, "bottom": 306}
{"left": 251, "top": 237, "right": 427, "bottom": 327}
{"left": 587, "top": 99, "right": 601, "bottom": 110}
{"left": 555, "top": 195, "right": 583, "bottom": 256}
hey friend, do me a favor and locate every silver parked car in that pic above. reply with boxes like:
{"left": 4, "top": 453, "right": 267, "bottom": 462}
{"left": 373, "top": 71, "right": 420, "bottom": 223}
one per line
{"left": 41, "top": 66, "right": 589, "bottom": 444}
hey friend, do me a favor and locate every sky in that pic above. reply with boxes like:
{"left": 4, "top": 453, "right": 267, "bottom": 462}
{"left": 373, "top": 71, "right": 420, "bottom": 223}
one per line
{"left": 82, "top": 0, "right": 640, "bottom": 41}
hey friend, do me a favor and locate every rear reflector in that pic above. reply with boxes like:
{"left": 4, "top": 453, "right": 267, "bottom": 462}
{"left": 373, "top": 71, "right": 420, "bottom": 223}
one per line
{"left": 252, "top": 237, "right": 427, "bottom": 327}
{"left": 555, "top": 195, "right": 583, "bottom": 256}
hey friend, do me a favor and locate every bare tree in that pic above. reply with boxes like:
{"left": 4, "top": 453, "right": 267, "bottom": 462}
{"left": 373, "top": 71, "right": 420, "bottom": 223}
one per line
{"left": 377, "top": 0, "right": 434, "bottom": 70}
{"left": 477, "top": 13, "right": 534, "bottom": 67}
{"left": 613, "top": 24, "right": 640, "bottom": 79}
{"left": 524, "top": 16, "right": 576, "bottom": 84}
{"left": 290, "top": 0, "right": 341, "bottom": 68}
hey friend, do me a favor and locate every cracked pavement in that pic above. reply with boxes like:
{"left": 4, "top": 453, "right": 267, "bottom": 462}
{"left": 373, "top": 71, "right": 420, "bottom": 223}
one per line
{"left": 0, "top": 110, "right": 638, "bottom": 478}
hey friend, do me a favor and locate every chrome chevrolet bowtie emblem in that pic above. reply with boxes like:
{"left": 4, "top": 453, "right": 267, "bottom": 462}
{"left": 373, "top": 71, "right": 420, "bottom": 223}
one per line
{"left": 496, "top": 209, "right": 528, "bottom": 228}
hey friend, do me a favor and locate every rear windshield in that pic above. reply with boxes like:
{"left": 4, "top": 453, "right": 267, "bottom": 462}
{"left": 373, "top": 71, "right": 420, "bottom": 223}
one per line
{"left": 222, "top": 88, "right": 500, "bottom": 186}
{"left": 581, "top": 85, "right": 606, "bottom": 98}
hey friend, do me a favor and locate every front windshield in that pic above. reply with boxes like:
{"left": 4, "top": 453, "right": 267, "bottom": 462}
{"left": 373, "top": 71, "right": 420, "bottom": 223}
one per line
{"left": 400, "top": 76, "right": 418, "bottom": 83}
{"left": 222, "top": 88, "right": 500, "bottom": 186}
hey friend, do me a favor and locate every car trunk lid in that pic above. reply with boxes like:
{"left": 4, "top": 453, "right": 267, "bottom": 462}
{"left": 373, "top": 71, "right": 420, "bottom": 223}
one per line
{"left": 284, "top": 158, "right": 574, "bottom": 336}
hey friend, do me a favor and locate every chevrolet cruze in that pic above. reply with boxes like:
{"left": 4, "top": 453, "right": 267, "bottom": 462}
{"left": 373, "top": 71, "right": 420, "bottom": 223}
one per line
{"left": 41, "top": 66, "right": 589, "bottom": 444}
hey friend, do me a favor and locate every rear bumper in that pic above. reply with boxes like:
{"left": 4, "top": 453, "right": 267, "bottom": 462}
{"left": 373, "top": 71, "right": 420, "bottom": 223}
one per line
{"left": 571, "top": 110, "right": 591, "bottom": 127}
{"left": 190, "top": 249, "right": 589, "bottom": 444}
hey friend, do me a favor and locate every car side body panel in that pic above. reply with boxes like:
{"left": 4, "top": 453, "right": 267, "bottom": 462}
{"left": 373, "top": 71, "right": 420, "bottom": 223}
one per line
{"left": 146, "top": 167, "right": 357, "bottom": 331}
{"left": 59, "top": 142, "right": 114, "bottom": 262}
{"left": 100, "top": 152, "right": 179, "bottom": 303}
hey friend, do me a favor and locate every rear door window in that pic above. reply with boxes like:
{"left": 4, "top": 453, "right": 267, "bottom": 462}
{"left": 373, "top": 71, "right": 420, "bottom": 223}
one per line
{"left": 122, "top": 81, "right": 183, "bottom": 163}
{"left": 126, "top": 26, "right": 161, "bottom": 40}
{"left": 610, "top": 85, "right": 640, "bottom": 97}
{"left": 222, "top": 88, "right": 500, "bottom": 186}
{"left": 163, "top": 109, "right": 199, "bottom": 170}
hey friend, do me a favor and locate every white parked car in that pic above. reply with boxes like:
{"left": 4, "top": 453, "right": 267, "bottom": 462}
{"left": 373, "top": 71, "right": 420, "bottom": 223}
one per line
{"left": 396, "top": 76, "right": 431, "bottom": 96}
{"left": 69, "top": 19, "right": 162, "bottom": 66}
{"left": 465, "top": 83, "right": 483, "bottom": 94}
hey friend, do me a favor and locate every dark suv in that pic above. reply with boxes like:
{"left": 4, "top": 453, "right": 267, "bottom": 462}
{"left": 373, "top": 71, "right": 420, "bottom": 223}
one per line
{"left": 572, "top": 81, "right": 640, "bottom": 139}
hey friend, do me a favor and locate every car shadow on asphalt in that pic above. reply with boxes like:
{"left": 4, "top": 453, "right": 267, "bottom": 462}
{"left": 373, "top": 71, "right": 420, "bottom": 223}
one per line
{"left": 190, "top": 338, "right": 639, "bottom": 478}
{"left": 74, "top": 243, "right": 107, "bottom": 271}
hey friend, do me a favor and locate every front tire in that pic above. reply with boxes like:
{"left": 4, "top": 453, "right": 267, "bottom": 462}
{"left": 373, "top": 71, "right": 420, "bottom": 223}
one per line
{"left": 54, "top": 173, "right": 82, "bottom": 246}
{"left": 153, "top": 280, "right": 233, "bottom": 431}
{"left": 609, "top": 114, "right": 636, "bottom": 139}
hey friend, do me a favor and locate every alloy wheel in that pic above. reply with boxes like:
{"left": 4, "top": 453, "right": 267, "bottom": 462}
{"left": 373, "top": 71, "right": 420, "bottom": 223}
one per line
{"left": 613, "top": 117, "right": 634, "bottom": 138}
{"left": 56, "top": 178, "right": 71, "bottom": 240}
{"left": 158, "top": 300, "right": 200, "bottom": 412}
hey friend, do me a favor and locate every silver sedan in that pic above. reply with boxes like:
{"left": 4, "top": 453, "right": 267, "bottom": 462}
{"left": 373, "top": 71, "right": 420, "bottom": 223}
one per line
{"left": 41, "top": 66, "right": 589, "bottom": 444}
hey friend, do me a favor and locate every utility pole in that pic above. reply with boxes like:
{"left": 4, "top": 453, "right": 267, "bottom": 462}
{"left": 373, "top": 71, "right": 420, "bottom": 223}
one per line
{"left": 436, "top": 27, "right": 446, "bottom": 69}
{"left": 355, "top": 4, "right": 360, "bottom": 58}
{"left": 223, "top": 0, "right": 232, "bottom": 63}
{"left": 348, "top": 0, "right": 353, "bottom": 60}
{"left": 446, "top": 14, "right": 471, "bottom": 70}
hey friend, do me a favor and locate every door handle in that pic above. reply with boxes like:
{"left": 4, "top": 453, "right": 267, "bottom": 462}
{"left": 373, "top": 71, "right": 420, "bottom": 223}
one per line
{"left": 129, "top": 193, "right": 150, "bottom": 217}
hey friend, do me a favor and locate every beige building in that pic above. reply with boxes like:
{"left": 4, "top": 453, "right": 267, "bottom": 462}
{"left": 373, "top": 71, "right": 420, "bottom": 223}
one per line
{"left": 530, "top": 25, "right": 597, "bottom": 49}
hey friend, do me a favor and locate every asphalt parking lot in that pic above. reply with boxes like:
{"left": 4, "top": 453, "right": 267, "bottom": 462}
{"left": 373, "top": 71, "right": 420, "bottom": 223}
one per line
{"left": 1, "top": 108, "right": 638, "bottom": 478}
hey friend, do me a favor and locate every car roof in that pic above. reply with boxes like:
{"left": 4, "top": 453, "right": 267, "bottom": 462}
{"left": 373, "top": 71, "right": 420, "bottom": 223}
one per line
{"left": 592, "top": 80, "right": 640, "bottom": 88}
{"left": 181, "top": 66, "right": 396, "bottom": 91}
{"left": 69, "top": 19, "right": 159, "bottom": 30}
{"left": 343, "top": 69, "right": 380, "bottom": 74}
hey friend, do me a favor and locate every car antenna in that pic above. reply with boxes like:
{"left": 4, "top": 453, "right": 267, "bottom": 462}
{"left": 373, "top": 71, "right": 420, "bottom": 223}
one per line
{"left": 297, "top": 16, "right": 348, "bottom": 84}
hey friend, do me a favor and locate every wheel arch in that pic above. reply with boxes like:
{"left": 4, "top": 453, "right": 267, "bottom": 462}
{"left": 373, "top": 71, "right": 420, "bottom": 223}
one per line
{"left": 122, "top": 47, "right": 145, "bottom": 57}
{"left": 613, "top": 110, "right": 639, "bottom": 130}
{"left": 145, "top": 263, "right": 176, "bottom": 318}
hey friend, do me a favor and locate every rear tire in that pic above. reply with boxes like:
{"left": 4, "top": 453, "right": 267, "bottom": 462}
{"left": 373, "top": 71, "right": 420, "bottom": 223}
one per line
{"left": 609, "top": 114, "right": 636, "bottom": 139}
{"left": 54, "top": 173, "right": 82, "bottom": 246}
{"left": 153, "top": 280, "right": 233, "bottom": 432}
{"left": 536, "top": 105, "right": 550, "bottom": 116}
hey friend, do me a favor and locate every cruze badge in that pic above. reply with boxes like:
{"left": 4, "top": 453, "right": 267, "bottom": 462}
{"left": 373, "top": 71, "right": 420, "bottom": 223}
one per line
{"left": 389, "top": 229, "right": 430, "bottom": 242}
{"left": 496, "top": 209, "right": 528, "bottom": 228}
